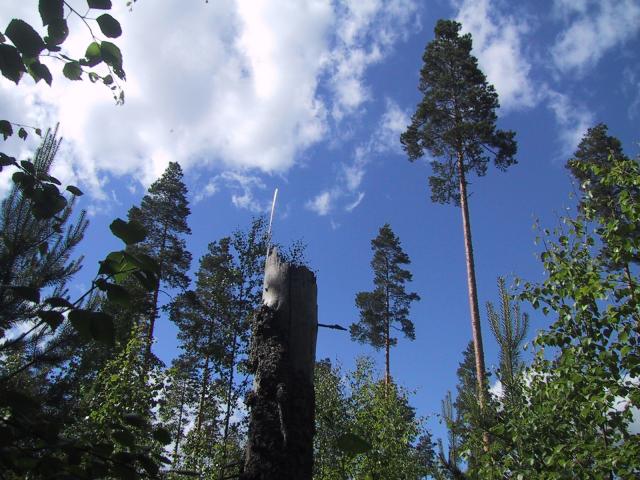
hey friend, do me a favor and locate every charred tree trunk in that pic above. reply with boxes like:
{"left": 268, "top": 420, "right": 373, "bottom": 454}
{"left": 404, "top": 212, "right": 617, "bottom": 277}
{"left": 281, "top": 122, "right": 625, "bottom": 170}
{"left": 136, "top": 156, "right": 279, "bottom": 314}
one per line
{"left": 240, "top": 250, "right": 318, "bottom": 480}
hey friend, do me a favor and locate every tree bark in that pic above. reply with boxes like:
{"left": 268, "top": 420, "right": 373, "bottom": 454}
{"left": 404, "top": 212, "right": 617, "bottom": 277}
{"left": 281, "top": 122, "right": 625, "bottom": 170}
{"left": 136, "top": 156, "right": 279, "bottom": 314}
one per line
{"left": 241, "top": 249, "right": 318, "bottom": 480}
{"left": 195, "top": 354, "right": 210, "bottom": 434}
{"left": 144, "top": 223, "right": 168, "bottom": 369}
{"left": 456, "top": 152, "right": 489, "bottom": 448}
{"left": 218, "top": 329, "right": 238, "bottom": 480}
{"left": 385, "top": 283, "right": 391, "bottom": 386}
{"left": 172, "top": 379, "right": 187, "bottom": 466}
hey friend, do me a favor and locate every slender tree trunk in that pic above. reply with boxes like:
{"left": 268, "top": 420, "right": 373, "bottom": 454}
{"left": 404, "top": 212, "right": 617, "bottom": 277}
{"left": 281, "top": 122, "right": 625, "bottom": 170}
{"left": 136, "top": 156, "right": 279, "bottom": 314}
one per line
{"left": 218, "top": 330, "right": 238, "bottom": 480}
{"left": 172, "top": 379, "right": 187, "bottom": 466}
{"left": 385, "top": 326, "right": 390, "bottom": 386}
{"left": 195, "top": 354, "right": 210, "bottom": 434}
{"left": 385, "top": 291, "right": 391, "bottom": 386}
{"left": 385, "top": 261, "right": 391, "bottom": 385}
{"left": 145, "top": 224, "right": 168, "bottom": 369}
{"left": 456, "top": 152, "right": 489, "bottom": 448}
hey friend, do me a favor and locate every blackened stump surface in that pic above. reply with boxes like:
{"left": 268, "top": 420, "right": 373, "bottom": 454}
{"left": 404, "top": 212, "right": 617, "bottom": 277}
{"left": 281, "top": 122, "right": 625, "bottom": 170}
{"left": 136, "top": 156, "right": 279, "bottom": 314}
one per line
{"left": 241, "top": 253, "right": 317, "bottom": 480}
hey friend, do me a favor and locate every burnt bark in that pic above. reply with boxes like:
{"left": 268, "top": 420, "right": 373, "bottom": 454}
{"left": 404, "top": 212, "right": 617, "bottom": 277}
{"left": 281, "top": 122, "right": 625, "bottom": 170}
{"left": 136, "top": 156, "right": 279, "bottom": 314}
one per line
{"left": 240, "top": 251, "right": 317, "bottom": 480}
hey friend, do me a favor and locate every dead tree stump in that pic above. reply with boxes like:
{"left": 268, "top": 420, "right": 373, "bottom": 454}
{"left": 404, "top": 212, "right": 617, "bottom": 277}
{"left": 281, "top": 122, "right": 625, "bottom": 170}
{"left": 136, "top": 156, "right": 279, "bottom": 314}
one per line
{"left": 240, "top": 250, "right": 318, "bottom": 480}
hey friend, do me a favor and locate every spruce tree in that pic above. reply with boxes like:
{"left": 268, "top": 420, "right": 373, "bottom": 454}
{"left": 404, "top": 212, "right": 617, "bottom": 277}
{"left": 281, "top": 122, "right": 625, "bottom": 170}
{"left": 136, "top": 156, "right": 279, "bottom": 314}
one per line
{"left": 127, "top": 161, "right": 191, "bottom": 366}
{"left": 350, "top": 224, "right": 420, "bottom": 384}
{"left": 400, "top": 19, "right": 517, "bottom": 414}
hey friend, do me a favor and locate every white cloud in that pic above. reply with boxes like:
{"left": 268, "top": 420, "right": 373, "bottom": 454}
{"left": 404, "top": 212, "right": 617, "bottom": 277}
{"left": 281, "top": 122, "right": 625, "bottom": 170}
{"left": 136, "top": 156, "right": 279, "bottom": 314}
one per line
{"left": 454, "top": 0, "right": 538, "bottom": 111}
{"left": 306, "top": 98, "right": 408, "bottom": 217}
{"left": 328, "top": 0, "right": 420, "bottom": 120}
{"left": 622, "top": 67, "right": 640, "bottom": 120}
{"left": 194, "top": 171, "right": 268, "bottom": 213}
{"left": 345, "top": 192, "right": 365, "bottom": 212}
{"left": 543, "top": 88, "right": 594, "bottom": 157}
{"left": 339, "top": 98, "right": 408, "bottom": 192}
{"left": 551, "top": 0, "right": 640, "bottom": 73}
{"left": 0, "top": 0, "right": 419, "bottom": 202}
{"left": 306, "top": 190, "right": 334, "bottom": 216}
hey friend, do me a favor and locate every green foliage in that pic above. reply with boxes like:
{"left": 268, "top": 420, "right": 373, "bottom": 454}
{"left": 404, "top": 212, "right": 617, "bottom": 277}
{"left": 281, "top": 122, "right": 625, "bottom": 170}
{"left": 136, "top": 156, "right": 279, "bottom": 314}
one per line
{"left": 0, "top": 139, "right": 168, "bottom": 478}
{"left": 313, "top": 358, "right": 430, "bottom": 480}
{"left": 0, "top": 0, "right": 126, "bottom": 102}
{"left": 127, "top": 161, "right": 192, "bottom": 367}
{"left": 471, "top": 148, "right": 640, "bottom": 478}
{"left": 486, "top": 277, "right": 529, "bottom": 399}
{"left": 351, "top": 224, "right": 420, "bottom": 382}
{"left": 567, "top": 122, "right": 639, "bottom": 268}
{"left": 314, "top": 359, "right": 351, "bottom": 479}
{"left": 158, "top": 356, "right": 198, "bottom": 467}
{"left": 167, "top": 217, "right": 268, "bottom": 478}
{"left": 400, "top": 19, "right": 517, "bottom": 206}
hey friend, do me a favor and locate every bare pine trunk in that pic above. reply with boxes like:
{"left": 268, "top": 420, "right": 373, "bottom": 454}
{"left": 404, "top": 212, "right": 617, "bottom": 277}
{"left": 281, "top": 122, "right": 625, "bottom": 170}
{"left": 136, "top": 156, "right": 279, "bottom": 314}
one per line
{"left": 385, "top": 326, "right": 390, "bottom": 386}
{"left": 385, "top": 269, "right": 391, "bottom": 385}
{"left": 145, "top": 224, "right": 168, "bottom": 369}
{"left": 195, "top": 354, "right": 210, "bottom": 434}
{"left": 457, "top": 152, "right": 489, "bottom": 448}
{"left": 218, "top": 331, "right": 238, "bottom": 480}
{"left": 172, "top": 379, "right": 188, "bottom": 466}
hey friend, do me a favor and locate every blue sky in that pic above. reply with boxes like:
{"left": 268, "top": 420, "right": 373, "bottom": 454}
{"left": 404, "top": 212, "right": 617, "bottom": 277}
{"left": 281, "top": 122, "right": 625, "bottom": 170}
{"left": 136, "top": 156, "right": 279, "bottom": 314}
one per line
{"left": 2, "top": 0, "right": 640, "bottom": 442}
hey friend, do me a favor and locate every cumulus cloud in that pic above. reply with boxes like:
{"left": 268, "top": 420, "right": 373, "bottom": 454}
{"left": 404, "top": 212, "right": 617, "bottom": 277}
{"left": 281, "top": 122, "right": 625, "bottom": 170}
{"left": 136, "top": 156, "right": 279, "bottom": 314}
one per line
{"left": 551, "top": 0, "right": 640, "bottom": 74}
{"left": 0, "top": 0, "right": 419, "bottom": 205}
{"left": 454, "top": 0, "right": 538, "bottom": 111}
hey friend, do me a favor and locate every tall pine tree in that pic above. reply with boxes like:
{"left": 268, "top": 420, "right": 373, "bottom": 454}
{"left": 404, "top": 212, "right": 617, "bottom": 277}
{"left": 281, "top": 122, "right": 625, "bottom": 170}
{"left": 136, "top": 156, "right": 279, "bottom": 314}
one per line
{"left": 400, "top": 19, "right": 517, "bottom": 415}
{"left": 127, "top": 161, "right": 191, "bottom": 367}
{"left": 350, "top": 224, "right": 420, "bottom": 384}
